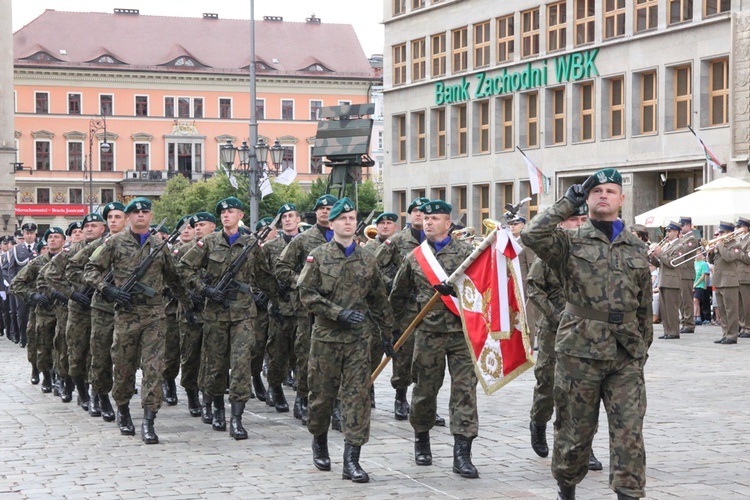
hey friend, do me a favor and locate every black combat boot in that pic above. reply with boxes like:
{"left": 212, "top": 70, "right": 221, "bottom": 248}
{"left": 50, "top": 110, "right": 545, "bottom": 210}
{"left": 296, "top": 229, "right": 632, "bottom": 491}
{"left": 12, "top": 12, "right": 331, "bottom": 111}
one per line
{"left": 40, "top": 370, "right": 52, "bottom": 393}
{"left": 212, "top": 395, "right": 226, "bottom": 431}
{"left": 186, "top": 389, "right": 202, "bottom": 417}
{"left": 141, "top": 408, "right": 159, "bottom": 444}
{"left": 452, "top": 435, "right": 479, "bottom": 478}
{"left": 435, "top": 413, "right": 446, "bottom": 427}
{"left": 342, "top": 441, "right": 369, "bottom": 483}
{"left": 557, "top": 483, "right": 576, "bottom": 500}
{"left": 330, "top": 399, "right": 342, "bottom": 431}
{"left": 61, "top": 376, "right": 74, "bottom": 403}
{"left": 229, "top": 401, "right": 248, "bottom": 440}
{"left": 117, "top": 404, "right": 136, "bottom": 436}
{"left": 30, "top": 366, "right": 40, "bottom": 385}
{"left": 272, "top": 386, "right": 289, "bottom": 413}
{"left": 293, "top": 394, "right": 303, "bottom": 419}
{"left": 530, "top": 420, "right": 549, "bottom": 457}
{"left": 284, "top": 370, "right": 295, "bottom": 388}
{"left": 616, "top": 493, "right": 637, "bottom": 500}
{"left": 99, "top": 394, "right": 116, "bottom": 422}
{"left": 414, "top": 431, "right": 432, "bottom": 466}
{"left": 588, "top": 451, "right": 603, "bottom": 471}
{"left": 394, "top": 388, "right": 409, "bottom": 420}
{"left": 312, "top": 432, "right": 331, "bottom": 471}
{"left": 201, "top": 392, "right": 213, "bottom": 424}
{"left": 163, "top": 379, "right": 178, "bottom": 406}
{"left": 370, "top": 385, "right": 376, "bottom": 409}
{"left": 300, "top": 396, "right": 309, "bottom": 425}
{"left": 52, "top": 373, "right": 62, "bottom": 396}
{"left": 252, "top": 375, "right": 266, "bottom": 402}
{"left": 74, "top": 377, "right": 90, "bottom": 411}
{"left": 88, "top": 392, "right": 101, "bottom": 417}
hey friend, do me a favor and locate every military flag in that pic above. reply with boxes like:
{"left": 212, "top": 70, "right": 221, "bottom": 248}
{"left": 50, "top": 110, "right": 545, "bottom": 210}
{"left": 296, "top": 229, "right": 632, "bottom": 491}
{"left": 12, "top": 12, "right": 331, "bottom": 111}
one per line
{"left": 517, "top": 147, "right": 551, "bottom": 195}
{"left": 688, "top": 125, "right": 725, "bottom": 172}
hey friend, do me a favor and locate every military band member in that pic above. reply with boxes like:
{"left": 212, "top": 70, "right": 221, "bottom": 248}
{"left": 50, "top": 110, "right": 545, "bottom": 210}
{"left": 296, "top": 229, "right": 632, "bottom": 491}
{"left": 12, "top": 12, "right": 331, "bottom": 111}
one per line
{"left": 650, "top": 222, "right": 685, "bottom": 340}
{"left": 677, "top": 216, "right": 700, "bottom": 333}
{"left": 708, "top": 221, "right": 742, "bottom": 345}
{"left": 250, "top": 216, "right": 276, "bottom": 403}
{"left": 734, "top": 217, "right": 750, "bottom": 337}
{"left": 7, "top": 222, "right": 39, "bottom": 347}
{"left": 389, "top": 200, "right": 479, "bottom": 479}
{"left": 298, "top": 197, "right": 396, "bottom": 483}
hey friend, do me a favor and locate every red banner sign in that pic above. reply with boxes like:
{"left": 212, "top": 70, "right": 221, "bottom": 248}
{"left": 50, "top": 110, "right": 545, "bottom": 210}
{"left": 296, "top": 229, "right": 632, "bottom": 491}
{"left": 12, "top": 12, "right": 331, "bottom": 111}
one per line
{"left": 15, "top": 204, "right": 87, "bottom": 217}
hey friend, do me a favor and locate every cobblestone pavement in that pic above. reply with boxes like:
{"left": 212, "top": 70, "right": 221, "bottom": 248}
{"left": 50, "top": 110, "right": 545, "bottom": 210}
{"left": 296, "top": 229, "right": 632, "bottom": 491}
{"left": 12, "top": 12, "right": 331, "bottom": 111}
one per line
{"left": 1, "top": 323, "right": 749, "bottom": 499}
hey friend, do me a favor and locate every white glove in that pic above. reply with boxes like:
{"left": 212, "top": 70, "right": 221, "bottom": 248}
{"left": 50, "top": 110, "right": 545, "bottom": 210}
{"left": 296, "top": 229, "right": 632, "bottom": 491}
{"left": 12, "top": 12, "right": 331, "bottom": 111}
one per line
{"left": 0, "top": 291, "right": 6, "bottom": 301}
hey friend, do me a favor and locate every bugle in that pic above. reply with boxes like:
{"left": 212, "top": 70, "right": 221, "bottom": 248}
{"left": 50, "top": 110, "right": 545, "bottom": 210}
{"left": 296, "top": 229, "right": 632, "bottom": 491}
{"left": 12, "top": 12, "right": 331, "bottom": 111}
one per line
{"left": 669, "top": 230, "right": 741, "bottom": 266}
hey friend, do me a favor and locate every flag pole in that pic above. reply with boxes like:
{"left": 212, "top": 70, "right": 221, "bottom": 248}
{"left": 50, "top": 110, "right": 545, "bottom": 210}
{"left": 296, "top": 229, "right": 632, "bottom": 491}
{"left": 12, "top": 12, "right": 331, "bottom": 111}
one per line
{"left": 370, "top": 227, "right": 499, "bottom": 385}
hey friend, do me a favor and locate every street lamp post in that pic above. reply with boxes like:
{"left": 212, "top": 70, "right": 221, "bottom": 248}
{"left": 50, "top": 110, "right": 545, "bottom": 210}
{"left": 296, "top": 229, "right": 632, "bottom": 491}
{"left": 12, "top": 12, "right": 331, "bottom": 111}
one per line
{"left": 248, "top": 0, "right": 259, "bottom": 224}
{"left": 88, "top": 115, "right": 109, "bottom": 213}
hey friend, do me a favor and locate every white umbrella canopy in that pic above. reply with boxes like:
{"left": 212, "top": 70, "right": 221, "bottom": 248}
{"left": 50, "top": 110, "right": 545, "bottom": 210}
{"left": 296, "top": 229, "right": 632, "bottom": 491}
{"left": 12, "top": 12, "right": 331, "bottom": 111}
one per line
{"left": 634, "top": 176, "right": 750, "bottom": 227}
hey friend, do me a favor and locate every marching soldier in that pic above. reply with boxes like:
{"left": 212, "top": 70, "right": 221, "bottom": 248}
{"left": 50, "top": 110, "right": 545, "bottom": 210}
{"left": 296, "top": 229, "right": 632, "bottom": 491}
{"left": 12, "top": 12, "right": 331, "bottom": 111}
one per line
{"left": 84, "top": 197, "right": 186, "bottom": 444}
{"left": 250, "top": 216, "right": 276, "bottom": 403}
{"left": 735, "top": 217, "right": 750, "bottom": 337}
{"left": 298, "top": 197, "right": 395, "bottom": 483}
{"left": 389, "top": 200, "right": 479, "bottom": 479}
{"left": 708, "top": 221, "right": 742, "bottom": 345}
{"left": 7, "top": 222, "right": 39, "bottom": 347}
{"left": 650, "top": 222, "right": 685, "bottom": 340}
{"left": 522, "top": 169, "right": 652, "bottom": 500}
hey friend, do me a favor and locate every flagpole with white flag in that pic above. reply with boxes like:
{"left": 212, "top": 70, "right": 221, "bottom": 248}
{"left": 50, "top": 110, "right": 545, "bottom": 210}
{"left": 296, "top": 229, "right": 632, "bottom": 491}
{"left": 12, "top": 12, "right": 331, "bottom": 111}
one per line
{"left": 688, "top": 125, "right": 725, "bottom": 172}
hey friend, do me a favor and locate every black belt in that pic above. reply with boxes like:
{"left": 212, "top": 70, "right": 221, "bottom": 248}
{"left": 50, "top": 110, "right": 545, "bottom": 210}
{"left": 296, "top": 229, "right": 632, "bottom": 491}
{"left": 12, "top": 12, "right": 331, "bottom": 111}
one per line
{"left": 564, "top": 303, "right": 636, "bottom": 325}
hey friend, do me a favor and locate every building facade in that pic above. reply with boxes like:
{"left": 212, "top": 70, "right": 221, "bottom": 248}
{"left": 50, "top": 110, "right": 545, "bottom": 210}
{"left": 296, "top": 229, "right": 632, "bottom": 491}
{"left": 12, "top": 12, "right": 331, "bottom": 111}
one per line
{"left": 12, "top": 9, "right": 378, "bottom": 230}
{"left": 383, "top": 0, "right": 748, "bottom": 231}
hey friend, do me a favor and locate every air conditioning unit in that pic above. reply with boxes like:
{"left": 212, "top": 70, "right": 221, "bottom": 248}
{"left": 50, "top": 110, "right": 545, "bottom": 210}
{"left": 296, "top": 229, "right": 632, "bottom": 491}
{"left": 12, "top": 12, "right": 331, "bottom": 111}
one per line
{"left": 140, "top": 171, "right": 149, "bottom": 179}
{"left": 130, "top": 171, "right": 138, "bottom": 179}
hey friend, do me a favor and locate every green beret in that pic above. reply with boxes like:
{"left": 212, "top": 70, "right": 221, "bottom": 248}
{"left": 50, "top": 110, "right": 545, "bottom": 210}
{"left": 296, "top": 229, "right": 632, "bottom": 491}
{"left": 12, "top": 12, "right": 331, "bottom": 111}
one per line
{"left": 176, "top": 215, "right": 193, "bottom": 230}
{"left": 82, "top": 213, "right": 105, "bottom": 225}
{"left": 589, "top": 168, "right": 622, "bottom": 189}
{"left": 36, "top": 240, "right": 47, "bottom": 253}
{"left": 43, "top": 227, "right": 65, "bottom": 240}
{"left": 255, "top": 217, "right": 274, "bottom": 232}
{"left": 313, "top": 194, "right": 338, "bottom": 210}
{"left": 573, "top": 203, "right": 588, "bottom": 217}
{"left": 419, "top": 200, "right": 452, "bottom": 215}
{"left": 328, "top": 197, "right": 356, "bottom": 221}
{"left": 190, "top": 212, "right": 217, "bottom": 227}
{"left": 215, "top": 196, "right": 244, "bottom": 215}
{"left": 298, "top": 222, "right": 312, "bottom": 233}
{"left": 102, "top": 202, "right": 125, "bottom": 219}
{"left": 65, "top": 221, "right": 83, "bottom": 236}
{"left": 277, "top": 203, "right": 298, "bottom": 215}
{"left": 124, "top": 197, "right": 152, "bottom": 213}
{"left": 408, "top": 197, "right": 430, "bottom": 214}
{"left": 375, "top": 212, "right": 398, "bottom": 224}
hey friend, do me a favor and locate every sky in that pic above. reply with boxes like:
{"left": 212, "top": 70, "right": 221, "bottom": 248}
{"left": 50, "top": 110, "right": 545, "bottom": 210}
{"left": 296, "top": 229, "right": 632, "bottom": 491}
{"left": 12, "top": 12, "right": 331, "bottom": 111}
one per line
{"left": 11, "top": 0, "right": 386, "bottom": 57}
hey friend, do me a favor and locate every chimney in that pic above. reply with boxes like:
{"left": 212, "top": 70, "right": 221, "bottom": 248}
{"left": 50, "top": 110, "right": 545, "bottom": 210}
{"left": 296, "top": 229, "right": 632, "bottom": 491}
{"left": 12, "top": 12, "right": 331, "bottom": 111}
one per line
{"left": 306, "top": 14, "right": 321, "bottom": 23}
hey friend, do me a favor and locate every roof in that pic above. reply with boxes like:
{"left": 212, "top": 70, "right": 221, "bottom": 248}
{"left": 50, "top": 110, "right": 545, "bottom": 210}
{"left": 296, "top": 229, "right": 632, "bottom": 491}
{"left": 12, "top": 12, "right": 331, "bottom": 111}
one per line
{"left": 14, "top": 10, "right": 376, "bottom": 79}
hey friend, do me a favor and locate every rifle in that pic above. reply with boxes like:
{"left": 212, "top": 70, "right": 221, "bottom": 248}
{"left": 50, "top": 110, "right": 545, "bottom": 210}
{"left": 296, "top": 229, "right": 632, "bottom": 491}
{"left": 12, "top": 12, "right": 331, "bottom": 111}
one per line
{"left": 354, "top": 208, "right": 377, "bottom": 240}
{"left": 207, "top": 212, "right": 281, "bottom": 308}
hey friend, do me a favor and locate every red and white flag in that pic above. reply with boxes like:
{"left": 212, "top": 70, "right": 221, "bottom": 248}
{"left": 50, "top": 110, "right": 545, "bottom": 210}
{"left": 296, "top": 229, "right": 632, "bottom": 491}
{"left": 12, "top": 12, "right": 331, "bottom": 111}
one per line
{"left": 454, "top": 228, "right": 534, "bottom": 395}
{"left": 521, "top": 153, "right": 551, "bottom": 195}
{"left": 689, "top": 125, "right": 724, "bottom": 171}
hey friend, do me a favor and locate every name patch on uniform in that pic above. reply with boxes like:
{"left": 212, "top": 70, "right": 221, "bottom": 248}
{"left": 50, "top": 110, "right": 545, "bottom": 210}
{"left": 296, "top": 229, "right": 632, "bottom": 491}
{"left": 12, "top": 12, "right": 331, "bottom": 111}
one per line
{"left": 306, "top": 255, "right": 314, "bottom": 263}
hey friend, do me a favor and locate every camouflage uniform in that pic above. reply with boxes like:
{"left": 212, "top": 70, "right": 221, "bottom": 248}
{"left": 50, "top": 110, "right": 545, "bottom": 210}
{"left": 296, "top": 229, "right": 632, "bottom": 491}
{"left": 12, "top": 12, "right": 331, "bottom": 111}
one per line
{"left": 84, "top": 230, "right": 185, "bottom": 412}
{"left": 298, "top": 240, "right": 394, "bottom": 445}
{"left": 170, "top": 241, "right": 203, "bottom": 393}
{"left": 178, "top": 231, "right": 277, "bottom": 403}
{"left": 362, "top": 238, "right": 387, "bottom": 374}
{"left": 521, "top": 197, "right": 653, "bottom": 498}
{"left": 163, "top": 287, "right": 181, "bottom": 389}
{"left": 389, "top": 237, "right": 478, "bottom": 438}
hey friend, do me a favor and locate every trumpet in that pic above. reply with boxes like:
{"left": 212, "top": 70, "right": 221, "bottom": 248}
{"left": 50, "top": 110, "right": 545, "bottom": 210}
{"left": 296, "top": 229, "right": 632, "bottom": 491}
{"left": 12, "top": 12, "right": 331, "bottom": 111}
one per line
{"left": 669, "top": 230, "right": 741, "bottom": 266}
{"left": 363, "top": 224, "right": 378, "bottom": 240}
{"left": 647, "top": 237, "right": 669, "bottom": 257}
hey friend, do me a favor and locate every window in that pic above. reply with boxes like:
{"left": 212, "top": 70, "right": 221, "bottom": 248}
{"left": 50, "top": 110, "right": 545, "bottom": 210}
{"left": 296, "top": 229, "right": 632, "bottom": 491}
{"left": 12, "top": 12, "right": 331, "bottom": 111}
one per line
{"left": 580, "top": 82, "right": 594, "bottom": 141}
{"left": 641, "top": 71, "right": 658, "bottom": 134}
{"left": 499, "top": 96, "right": 514, "bottom": 151}
{"left": 434, "top": 107, "right": 447, "bottom": 158}
{"left": 219, "top": 98, "right": 232, "bottom": 119}
{"left": 455, "top": 104, "right": 468, "bottom": 156}
{"left": 280, "top": 147, "right": 295, "bottom": 171}
{"left": 604, "top": 0, "right": 626, "bottom": 39}
{"left": 412, "top": 0, "right": 425, "bottom": 8}
{"left": 609, "top": 77, "right": 625, "bottom": 138}
{"left": 498, "top": 182, "right": 514, "bottom": 212}
{"left": 281, "top": 99, "right": 294, "bottom": 120}
{"left": 431, "top": 33, "right": 447, "bottom": 77}
{"left": 377, "top": 130, "right": 384, "bottom": 150}
{"left": 338, "top": 100, "right": 352, "bottom": 106}
{"left": 37, "top": 188, "right": 50, "bottom": 204}
{"left": 35, "top": 92, "right": 49, "bottom": 114}
{"left": 635, "top": 0, "right": 658, "bottom": 32}
{"left": 477, "top": 100, "right": 490, "bottom": 153}
{"left": 415, "top": 111, "right": 426, "bottom": 160}
{"left": 521, "top": 9, "right": 540, "bottom": 58}
{"left": 412, "top": 39, "right": 426, "bottom": 81}
{"left": 452, "top": 27, "right": 468, "bottom": 73}
{"left": 256, "top": 99, "right": 265, "bottom": 120}
{"left": 393, "top": 43, "right": 407, "bottom": 85}
{"left": 710, "top": 58, "right": 729, "bottom": 126}
{"left": 453, "top": 186, "right": 468, "bottom": 220}
{"left": 552, "top": 87, "right": 566, "bottom": 145}
{"left": 674, "top": 66, "right": 691, "bottom": 130}
{"left": 165, "top": 97, "right": 174, "bottom": 117}
{"left": 395, "top": 191, "right": 407, "bottom": 228}
{"left": 310, "top": 100, "right": 323, "bottom": 120}
{"left": 35, "top": 141, "right": 51, "bottom": 170}
{"left": 394, "top": 0, "right": 405, "bottom": 15}
{"left": 526, "top": 92, "right": 539, "bottom": 147}
{"left": 69, "top": 188, "right": 83, "bottom": 204}
{"left": 68, "top": 142, "right": 83, "bottom": 171}
{"left": 521, "top": 182, "right": 539, "bottom": 219}
{"left": 669, "top": 0, "right": 693, "bottom": 24}
{"left": 395, "top": 115, "right": 407, "bottom": 163}
{"left": 135, "top": 143, "right": 149, "bottom": 171}
{"left": 100, "top": 142, "right": 115, "bottom": 171}
{"left": 100, "top": 94, "right": 113, "bottom": 116}
{"left": 575, "top": 0, "right": 596, "bottom": 46}
{"left": 193, "top": 98, "right": 203, "bottom": 119}
{"left": 101, "top": 189, "right": 115, "bottom": 204}
{"left": 68, "top": 93, "right": 81, "bottom": 115}
{"left": 705, "top": 0, "right": 730, "bottom": 16}
{"left": 497, "top": 15, "right": 515, "bottom": 63}
{"left": 547, "top": 2, "right": 567, "bottom": 53}
{"left": 478, "top": 185, "right": 490, "bottom": 234}
{"left": 135, "top": 95, "right": 148, "bottom": 117}
{"left": 474, "top": 21, "right": 491, "bottom": 69}
{"left": 167, "top": 141, "right": 203, "bottom": 175}
{"left": 178, "top": 97, "right": 190, "bottom": 118}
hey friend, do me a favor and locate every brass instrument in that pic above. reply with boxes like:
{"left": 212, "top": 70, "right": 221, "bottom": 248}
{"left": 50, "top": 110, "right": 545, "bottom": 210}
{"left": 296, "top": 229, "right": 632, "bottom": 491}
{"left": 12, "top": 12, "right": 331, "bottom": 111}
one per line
{"left": 669, "top": 229, "right": 741, "bottom": 266}
{"left": 451, "top": 226, "right": 476, "bottom": 241}
{"left": 364, "top": 224, "right": 378, "bottom": 240}
{"left": 647, "top": 237, "right": 669, "bottom": 257}
{"left": 483, "top": 219, "right": 501, "bottom": 231}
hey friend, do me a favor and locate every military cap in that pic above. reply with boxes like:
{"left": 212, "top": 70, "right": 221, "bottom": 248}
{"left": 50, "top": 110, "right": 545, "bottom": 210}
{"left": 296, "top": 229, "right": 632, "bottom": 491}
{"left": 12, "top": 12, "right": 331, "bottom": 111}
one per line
{"left": 573, "top": 203, "right": 588, "bottom": 217}
{"left": 718, "top": 221, "right": 735, "bottom": 232}
{"left": 509, "top": 215, "right": 527, "bottom": 225}
{"left": 82, "top": 213, "right": 105, "bottom": 225}
{"left": 43, "top": 227, "right": 65, "bottom": 240}
{"left": 190, "top": 212, "right": 216, "bottom": 227}
{"left": 124, "top": 197, "right": 152, "bottom": 213}
{"left": 313, "top": 194, "right": 338, "bottom": 210}
{"left": 215, "top": 196, "right": 244, "bottom": 215}
{"left": 408, "top": 197, "right": 430, "bottom": 214}
{"left": 21, "top": 222, "right": 37, "bottom": 232}
{"left": 679, "top": 216, "right": 692, "bottom": 226}
{"left": 36, "top": 240, "right": 47, "bottom": 253}
{"left": 735, "top": 217, "right": 750, "bottom": 229}
{"left": 255, "top": 217, "right": 274, "bottom": 231}
{"left": 588, "top": 168, "right": 622, "bottom": 189}
{"left": 150, "top": 224, "right": 169, "bottom": 235}
{"left": 328, "top": 197, "right": 356, "bottom": 221}
{"left": 14, "top": 230, "right": 23, "bottom": 238}
{"left": 375, "top": 212, "right": 398, "bottom": 224}
{"left": 277, "top": 203, "right": 298, "bottom": 215}
{"left": 665, "top": 221, "right": 681, "bottom": 232}
{"left": 102, "top": 201, "right": 126, "bottom": 219}
{"left": 418, "top": 200, "right": 452, "bottom": 215}
{"left": 65, "top": 221, "right": 83, "bottom": 236}
{"left": 176, "top": 214, "right": 193, "bottom": 231}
